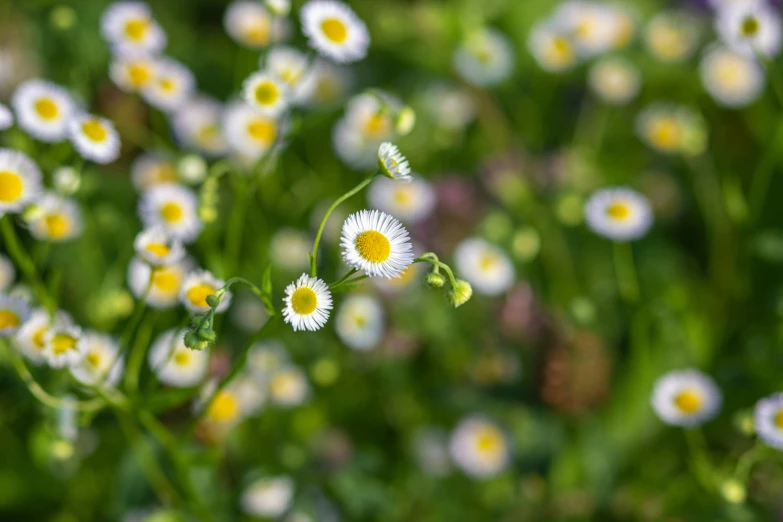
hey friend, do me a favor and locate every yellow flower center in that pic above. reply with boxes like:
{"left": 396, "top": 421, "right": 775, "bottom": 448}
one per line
{"left": 321, "top": 18, "right": 348, "bottom": 43}
{"left": 159, "top": 77, "right": 175, "bottom": 92}
{"left": 547, "top": 37, "right": 574, "bottom": 66}
{"left": 152, "top": 267, "right": 181, "bottom": 293}
{"left": 279, "top": 67, "right": 302, "bottom": 86}
{"left": 145, "top": 242, "right": 170, "bottom": 257}
{"left": 356, "top": 230, "right": 391, "bottom": 263}
{"left": 606, "top": 202, "right": 631, "bottom": 221}
{"left": 270, "top": 372, "right": 296, "bottom": 397}
{"left": 160, "top": 201, "right": 183, "bottom": 223}
{"left": 243, "top": 23, "right": 270, "bottom": 46}
{"left": 674, "top": 389, "right": 703, "bottom": 414}
{"left": 128, "top": 63, "right": 152, "bottom": 87}
{"left": 775, "top": 409, "right": 783, "bottom": 429}
{"left": 152, "top": 164, "right": 178, "bottom": 184}
{"left": 247, "top": 119, "right": 277, "bottom": 144}
{"left": 33, "top": 327, "right": 48, "bottom": 349}
{"left": 0, "top": 171, "right": 23, "bottom": 203}
{"left": 0, "top": 309, "right": 20, "bottom": 329}
{"left": 254, "top": 81, "right": 280, "bottom": 106}
{"left": 363, "top": 113, "right": 388, "bottom": 138}
{"left": 650, "top": 118, "right": 681, "bottom": 150}
{"left": 207, "top": 391, "right": 240, "bottom": 423}
{"left": 197, "top": 125, "right": 220, "bottom": 147}
{"left": 475, "top": 427, "right": 502, "bottom": 455}
{"left": 44, "top": 214, "right": 70, "bottom": 240}
{"left": 51, "top": 333, "right": 78, "bottom": 355}
{"left": 173, "top": 350, "right": 191, "bottom": 366}
{"left": 86, "top": 351, "right": 102, "bottom": 368}
{"left": 82, "top": 119, "right": 108, "bottom": 143}
{"left": 479, "top": 253, "right": 499, "bottom": 271}
{"left": 291, "top": 287, "right": 317, "bottom": 315}
{"left": 124, "top": 18, "right": 149, "bottom": 41}
{"left": 742, "top": 16, "right": 759, "bottom": 37}
{"left": 35, "top": 97, "right": 59, "bottom": 120}
{"left": 392, "top": 187, "right": 412, "bottom": 208}
{"left": 187, "top": 283, "right": 216, "bottom": 308}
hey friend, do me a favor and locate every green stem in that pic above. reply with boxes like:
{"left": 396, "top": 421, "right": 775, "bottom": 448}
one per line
{"left": 735, "top": 441, "right": 766, "bottom": 483}
{"left": 748, "top": 117, "right": 783, "bottom": 223}
{"left": 0, "top": 215, "right": 57, "bottom": 311}
{"left": 329, "top": 267, "right": 359, "bottom": 289}
{"left": 223, "top": 174, "right": 252, "bottom": 277}
{"left": 684, "top": 428, "right": 716, "bottom": 493}
{"left": 124, "top": 311, "right": 156, "bottom": 395}
{"left": 414, "top": 255, "right": 458, "bottom": 287}
{"left": 612, "top": 241, "right": 639, "bottom": 304}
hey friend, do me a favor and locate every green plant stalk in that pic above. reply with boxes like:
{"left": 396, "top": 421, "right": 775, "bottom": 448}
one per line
{"left": 223, "top": 173, "right": 252, "bottom": 278}
{"left": 684, "top": 428, "right": 717, "bottom": 493}
{"left": 748, "top": 117, "right": 783, "bottom": 223}
{"left": 0, "top": 215, "right": 57, "bottom": 312}
{"left": 414, "top": 254, "right": 458, "bottom": 287}
{"left": 612, "top": 241, "right": 639, "bottom": 304}
{"left": 124, "top": 311, "right": 157, "bottom": 395}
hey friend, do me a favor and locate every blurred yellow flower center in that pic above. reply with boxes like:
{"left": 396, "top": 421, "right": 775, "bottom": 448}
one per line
{"left": 254, "top": 82, "right": 280, "bottom": 106}
{"left": 33, "top": 327, "right": 48, "bottom": 349}
{"left": 279, "top": 67, "right": 302, "bottom": 86}
{"left": 674, "top": 389, "right": 703, "bottom": 414}
{"left": 356, "top": 230, "right": 391, "bottom": 263}
{"left": 0, "top": 309, "right": 20, "bottom": 329}
{"left": 207, "top": 391, "right": 240, "bottom": 423}
{"left": 128, "top": 63, "right": 152, "bottom": 87}
{"left": 392, "top": 187, "right": 412, "bottom": 207}
{"left": 173, "top": 350, "right": 191, "bottom": 366}
{"left": 86, "top": 351, "right": 102, "bottom": 368}
{"left": 741, "top": 17, "right": 759, "bottom": 37}
{"left": 475, "top": 427, "right": 502, "bottom": 455}
{"left": 152, "top": 164, "right": 177, "bottom": 184}
{"left": 364, "top": 113, "right": 388, "bottom": 137}
{"left": 35, "top": 98, "right": 59, "bottom": 120}
{"left": 479, "top": 253, "right": 499, "bottom": 271}
{"left": 82, "top": 120, "right": 107, "bottom": 142}
{"left": 152, "top": 267, "right": 181, "bottom": 293}
{"left": 291, "top": 287, "right": 317, "bottom": 315}
{"left": 775, "top": 409, "right": 783, "bottom": 429}
{"left": 145, "top": 242, "right": 170, "bottom": 257}
{"left": 270, "top": 372, "right": 296, "bottom": 397}
{"left": 243, "top": 24, "right": 269, "bottom": 46}
{"left": 0, "top": 171, "right": 23, "bottom": 203}
{"left": 159, "top": 78, "right": 175, "bottom": 92}
{"left": 161, "top": 202, "right": 183, "bottom": 223}
{"left": 45, "top": 214, "right": 70, "bottom": 239}
{"left": 321, "top": 18, "right": 348, "bottom": 43}
{"left": 187, "top": 284, "right": 216, "bottom": 307}
{"left": 248, "top": 119, "right": 276, "bottom": 143}
{"left": 606, "top": 202, "right": 631, "bottom": 220}
{"left": 197, "top": 125, "right": 220, "bottom": 147}
{"left": 650, "top": 118, "right": 680, "bottom": 150}
{"left": 548, "top": 37, "right": 574, "bottom": 65}
{"left": 125, "top": 19, "right": 149, "bottom": 41}
{"left": 51, "top": 333, "right": 78, "bottom": 355}
{"left": 717, "top": 61, "right": 743, "bottom": 88}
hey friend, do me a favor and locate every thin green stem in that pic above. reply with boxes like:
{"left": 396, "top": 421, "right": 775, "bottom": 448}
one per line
{"left": 735, "top": 441, "right": 766, "bottom": 483}
{"left": 612, "top": 241, "right": 639, "bottom": 304}
{"left": 1, "top": 215, "right": 57, "bottom": 311}
{"left": 329, "top": 267, "right": 359, "bottom": 289}
{"left": 748, "top": 117, "right": 783, "bottom": 224}
{"left": 684, "top": 428, "right": 716, "bottom": 493}
{"left": 123, "top": 311, "right": 157, "bottom": 394}
{"left": 223, "top": 174, "right": 252, "bottom": 277}
{"left": 414, "top": 255, "right": 458, "bottom": 287}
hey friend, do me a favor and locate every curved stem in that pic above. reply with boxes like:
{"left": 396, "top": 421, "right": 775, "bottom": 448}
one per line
{"left": 414, "top": 255, "right": 458, "bottom": 287}
{"left": 612, "top": 241, "right": 639, "bottom": 304}
{"left": 329, "top": 267, "right": 359, "bottom": 289}
{"left": 1, "top": 215, "right": 57, "bottom": 312}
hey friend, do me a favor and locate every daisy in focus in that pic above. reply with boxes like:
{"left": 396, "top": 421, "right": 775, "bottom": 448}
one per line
{"left": 11, "top": 79, "right": 74, "bottom": 142}
{"left": 70, "top": 332, "right": 124, "bottom": 387}
{"left": 128, "top": 257, "right": 192, "bottom": 309}
{"left": 754, "top": 393, "right": 783, "bottom": 450}
{"left": 179, "top": 270, "right": 231, "bottom": 315}
{"left": 700, "top": 45, "right": 765, "bottom": 108}
{"left": 588, "top": 57, "right": 641, "bottom": 106}
{"left": 584, "top": 187, "right": 653, "bottom": 242}
{"left": 268, "top": 366, "right": 309, "bottom": 407}
{"left": 134, "top": 226, "right": 185, "bottom": 267}
{"left": 282, "top": 274, "right": 332, "bottom": 332}
{"left": 138, "top": 183, "right": 203, "bottom": 243}
{"left": 224, "top": 1, "right": 288, "bottom": 49}
{"left": 171, "top": 96, "right": 228, "bottom": 156}
{"left": 651, "top": 369, "right": 722, "bottom": 427}
{"left": 100, "top": 1, "right": 166, "bottom": 55}
{"left": 69, "top": 114, "right": 121, "bottom": 164}
{"left": 27, "top": 193, "right": 83, "bottom": 242}
{"left": 367, "top": 176, "right": 436, "bottom": 224}
{"left": 301, "top": 0, "right": 370, "bottom": 63}
{"left": 449, "top": 416, "right": 509, "bottom": 479}
{"left": 42, "top": 324, "right": 86, "bottom": 369}
{"left": 454, "top": 238, "right": 515, "bottom": 296}
{"left": 335, "top": 294, "right": 384, "bottom": 351}
{"left": 0, "top": 149, "right": 42, "bottom": 214}
{"left": 141, "top": 57, "right": 195, "bottom": 113}
{"left": 377, "top": 142, "right": 412, "bottom": 183}
{"left": 242, "top": 70, "right": 288, "bottom": 117}
{"left": 453, "top": 28, "right": 515, "bottom": 87}
{"left": 0, "top": 294, "right": 29, "bottom": 338}
{"left": 715, "top": 0, "right": 781, "bottom": 58}
{"left": 148, "top": 328, "right": 209, "bottom": 387}
{"left": 340, "top": 210, "right": 414, "bottom": 279}
{"left": 644, "top": 11, "right": 702, "bottom": 63}
{"left": 240, "top": 476, "right": 295, "bottom": 519}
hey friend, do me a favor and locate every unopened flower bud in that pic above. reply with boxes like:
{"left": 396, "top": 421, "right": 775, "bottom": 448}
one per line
{"left": 53, "top": 167, "right": 81, "bottom": 195}
{"left": 206, "top": 292, "right": 222, "bottom": 308}
{"left": 266, "top": 0, "right": 291, "bottom": 17}
{"left": 425, "top": 272, "right": 446, "bottom": 288}
{"left": 184, "top": 331, "right": 209, "bottom": 351}
{"left": 448, "top": 279, "right": 473, "bottom": 307}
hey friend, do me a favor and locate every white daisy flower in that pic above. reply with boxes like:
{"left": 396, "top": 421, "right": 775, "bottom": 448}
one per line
{"left": 588, "top": 56, "right": 642, "bottom": 105}
{"left": 332, "top": 91, "right": 399, "bottom": 169}
{"left": 134, "top": 226, "right": 185, "bottom": 267}
{"left": 635, "top": 104, "right": 696, "bottom": 155}
{"left": 179, "top": 269, "right": 231, "bottom": 315}
{"left": 128, "top": 257, "right": 192, "bottom": 309}
{"left": 423, "top": 84, "right": 475, "bottom": 131}
{"left": 266, "top": 46, "right": 314, "bottom": 105}
{"left": 0, "top": 148, "right": 42, "bottom": 214}
{"left": 14, "top": 308, "right": 73, "bottom": 364}
{"left": 70, "top": 332, "right": 124, "bottom": 387}
{"left": 716, "top": 0, "right": 781, "bottom": 58}
{"left": 141, "top": 57, "right": 195, "bottom": 113}
{"left": 197, "top": 381, "right": 245, "bottom": 428}
{"left": 69, "top": 114, "right": 121, "bottom": 164}
{"left": 231, "top": 373, "right": 268, "bottom": 417}
{"left": 449, "top": 416, "right": 509, "bottom": 479}
{"left": 100, "top": 1, "right": 166, "bottom": 55}
{"left": 301, "top": 0, "right": 370, "bottom": 63}
{"left": 651, "top": 369, "right": 722, "bottom": 427}
{"left": 340, "top": 210, "right": 414, "bottom": 279}
{"left": 138, "top": 183, "right": 202, "bottom": 243}
{"left": 754, "top": 393, "right": 783, "bottom": 450}
{"left": 266, "top": 0, "right": 291, "bottom": 17}
{"left": 377, "top": 142, "right": 411, "bottom": 182}
{"left": 240, "top": 476, "right": 295, "bottom": 519}
{"left": 528, "top": 21, "right": 579, "bottom": 73}
{"left": 109, "top": 52, "right": 158, "bottom": 92}
{"left": 0, "top": 254, "right": 14, "bottom": 292}
{"left": 644, "top": 11, "right": 701, "bottom": 63}
{"left": 0, "top": 294, "right": 29, "bottom": 337}
{"left": 335, "top": 294, "right": 384, "bottom": 351}
{"left": 224, "top": 1, "right": 289, "bottom": 49}
{"left": 553, "top": 1, "right": 618, "bottom": 57}
{"left": 282, "top": 274, "right": 332, "bottom": 332}
{"left": 454, "top": 238, "right": 515, "bottom": 296}
{"left": 585, "top": 187, "right": 652, "bottom": 241}
{"left": 222, "top": 100, "right": 280, "bottom": 161}
{"left": 305, "top": 58, "right": 352, "bottom": 108}
{"left": 367, "top": 176, "right": 435, "bottom": 224}
{"left": 42, "top": 324, "right": 86, "bottom": 369}
{"left": 148, "top": 328, "right": 209, "bottom": 388}
{"left": 171, "top": 96, "right": 228, "bottom": 157}
{"left": 27, "top": 193, "right": 83, "bottom": 242}
{"left": 11, "top": 79, "right": 75, "bottom": 142}
{"left": 247, "top": 339, "right": 289, "bottom": 379}
{"left": 268, "top": 365, "right": 309, "bottom": 407}
{"left": 454, "top": 27, "right": 515, "bottom": 87}
{"left": 242, "top": 70, "right": 289, "bottom": 117}
{"left": 700, "top": 45, "right": 765, "bottom": 108}
{"left": 270, "top": 228, "right": 311, "bottom": 272}
{"left": 130, "top": 152, "right": 179, "bottom": 191}
{"left": 0, "top": 103, "right": 14, "bottom": 130}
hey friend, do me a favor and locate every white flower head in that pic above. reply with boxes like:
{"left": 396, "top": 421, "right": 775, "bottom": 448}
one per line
{"left": 528, "top": 21, "right": 579, "bottom": 73}
{"left": 224, "top": 1, "right": 290, "bottom": 49}
{"left": 0, "top": 294, "right": 29, "bottom": 337}
{"left": 109, "top": 52, "right": 159, "bottom": 93}
{"left": 755, "top": 393, "right": 783, "bottom": 450}
{"left": 266, "top": 46, "right": 314, "bottom": 105}
{"left": 270, "top": 228, "right": 311, "bottom": 272}
{"left": 449, "top": 416, "right": 509, "bottom": 479}
{"left": 14, "top": 308, "right": 72, "bottom": 364}
{"left": 644, "top": 11, "right": 702, "bottom": 63}
{"left": 340, "top": 210, "right": 414, "bottom": 279}
{"left": 333, "top": 91, "right": 400, "bottom": 169}
{"left": 585, "top": 187, "right": 653, "bottom": 241}
{"left": 128, "top": 256, "right": 193, "bottom": 309}
{"left": 70, "top": 332, "right": 124, "bottom": 387}
{"left": 148, "top": 328, "right": 209, "bottom": 387}
{"left": 588, "top": 56, "right": 642, "bottom": 105}
{"left": 651, "top": 369, "right": 722, "bottom": 427}
{"left": 240, "top": 476, "right": 295, "bottom": 518}
{"left": 268, "top": 365, "right": 309, "bottom": 407}
{"left": 454, "top": 27, "right": 515, "bottom": 86}
{"left": 700, "top": 44, "right": 765, "bottom": 108}
{"left": 27, "top": 193, "right": 83, "bottom": 242}
{"left": 454, "top": 238, "right": 514, "bottom": 296}
{"left": 0, "top": 148, "right": 42, "bottom": 214}
{"left": 197, "top": 381, "right": 246, "bottom": 428}
{"left": 242, "top": 70, "right": 289, "bottom": 117}
{"left": 367, "top": 176, "right": 435, "bottom": 224}
{"left": 635, "top": 103, "right": 704, "bottom": 155}
{"left": 138, "top": 183, "right": 203, "bottom": 243}
{"left": 247, "top": 339, "right": 289, "bottom": 378}
{"left": 100, "top": 1, "right": 166, "bottom": 55}
{"left": 11, "top": 79, "right": 75, "bottom": 142}
{"left": 377, "top": 142, "right": 412, "bottom": 182}
{"left": 131, "top": 152, "right": 179, "bottom": 191}
{"left": 282, "top": 274, "right": 332, "bottom": 332}
{"left": 141, "top": 57, "right": 195, "bottom": 113}
{"left": 223, "top": 99, "right": 280, "bottom": 161}
{"left": 0, "top": 103, "right": 14, "bottom": 130}
{"left": 336, "top": 294, "right": 384, "bottom": 351}
{"left": 716, "top": 0, "right": 782, "bottom": 58}
{"left": 301, "top": 0, "right": 370, "bottom": 63}
{"left": 42, "top": 324, "right": 86, "bottom": 369}
{"left": 0, "top": 254, "right": 14, "bottom": 292}
{"left": 180, "top": 269, "right": 231, "bottom": 315}
{"left": 134, "top": 226, "right": 186, "bottom": 267}
{"left": 171, "top": 96, "right": 228, "bottom": 156}
{"left": 553, "top": 1, "right": 618, "bottom": 56}
{"left": 69, "top": 114, "right": 121, "bottom": 164}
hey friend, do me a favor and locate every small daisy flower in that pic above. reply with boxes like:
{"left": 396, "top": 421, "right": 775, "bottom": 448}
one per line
{"left": 635, "top": 104, "right": 704, "bottom": 155}
{"left": 340, "top": 210, "right": 414, "bottom": 279}
{"left": 335, "top": 294, "right": 384, "bottom": 351}
{"left": 100, "top": 1, "right": 166, "bottom": 55}
{"left": 266, "top": 46, "right": 313, "bottom": 105}
{"left": 0, "top": 254, "right": 14, "bottom": 292}
{"left": 268, "top": 366, "right": 309, "bottom": 407}
{"left": 134, "top": 226, "right": 185, "bottom": 267}
{"left": 423, "top": 84, "right": 476, "bottom": 131}
{"left": 528, "top": 21, "right": 579, "bottom": 73}
{"left": 377, "top": 142, "right": 412, "bottom": 183}
{"left": 109, "top": 52, "right": 158, "bottom": 93}
{"left": 69, "top": 114, "right": 121, "bottom": 164}
{"left": 306, "top": 58, "right": 352, "bottom": 108}
{"left": 585, "top": 187, "right": 653, "bottom": 242}
{"left": 754, "top": 393, "right": 783, "bottom": 450}
{"left": 141, "top": 57, "right": 195, "bottom": 113}
{"left": 27, "top": 193, "right": 83, "bottom": 242}
{"left": 131, "top": 152, "right": 179, "bottom": 190}
{"left": 607, "top": 4, "right": 638, "bottom": 49}
{"left": 70, "top": 332, "right": 124, "bottom": 387}
{"left": 128, "top": 257, "right": 192, "bottom": 309}
{"left": 454, "top": 238, "right": 515, "bottom": 296}
{"left": 367, "top": 176, "right": 436, "bottom": 224}
{"left": 716, "top": 0, "right": 781, "bottom": 58}
{"left": 198, "top": 381, "right": 244, "bottom": 428}
{"left": 240, "top": 476, "right": 295, "bottom": 519}
{"left": 0, "top": 103, "right": 14, "bottom": 130}
{"left": 282, "top": 274, "right": 333, "bottom": 332}
{"left": 0, "top": 148, "right": 42, "bottom": 214}
{"left": 148, "top": 328, "right": 209, "bottom": 387}
{"left": 138, "top": 183, "right": 203, "bottom": 243}
{"left": 42, "top": 324, "right": 86, "bottom": 369}
{"left": 588, "top": 56, "right": 642, "bottom": 105}
{"left": 179, "top": 270, "right": 231, "bottom": 315}
{"left": 224, "top": 1, "right": 289, "bottom": 49}
{"left": 230, "top": 373, "right": 268, "bottom": 417}
{"left": 449, "top": 416, "right": 509, "bottom": 479}
{"left": 242, "top": 70, "right": 289, "bottom": 117}
{"left": 11, "top": 79, "right": 75, "bottom": 142}
{"left": 553, "top": 1, "right": 618, "bottom": 57}
{"left": 644, "top": 11, "right": 701, "bottom": 63}
{"left": 333, "top": 91, "right": 399, "bottom": 169}
{"left": 247, "top": 339, "right": 289, "bottom": 378}
{"left": 222, "top": 100, "right": 280, "bottom": 161}
{"left": 454, "top": 28, "right": 515, "bottom": 87}
{"left": 0, "top": 294, "right": 29, "bottom": 337}
{"left": 270, "top": 228, "right": 311, "bottom": 272}
{"left": 14, "top": 308, "right": 72, "bottom": 364}
{"left": 651, "top": 369, "right": 722, "bottom": 427}
{"left": 301, "top": 0, "right": 370, "bottom": 63}
{"left": 700, "top": 45, "right": 765, "bottom": 108}
{"left": 171, "top": 96, "right": 228, "bottom": 156}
